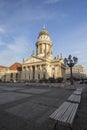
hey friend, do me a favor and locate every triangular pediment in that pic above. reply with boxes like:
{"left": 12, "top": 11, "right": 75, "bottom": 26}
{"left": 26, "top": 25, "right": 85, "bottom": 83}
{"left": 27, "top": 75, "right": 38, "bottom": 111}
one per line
{"left": 23, "top": 56, "right": 45, "bottom": 64}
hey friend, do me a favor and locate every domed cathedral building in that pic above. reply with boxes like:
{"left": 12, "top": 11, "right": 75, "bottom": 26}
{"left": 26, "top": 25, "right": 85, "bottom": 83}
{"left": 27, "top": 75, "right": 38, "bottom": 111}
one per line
{"left": 21, "top": 26, "right": 65, "bottom": 82}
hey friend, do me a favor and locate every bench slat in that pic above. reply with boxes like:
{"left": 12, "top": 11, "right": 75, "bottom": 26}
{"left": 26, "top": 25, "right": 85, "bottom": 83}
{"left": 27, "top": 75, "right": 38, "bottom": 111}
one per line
{"left": 50, "top": 101, "right": 78, "bottom": 127}
{"left": 67, "top": 103, "right": 78, "bottom": 125}
{"left": 73, "top": 90, "right": 82, "bottom": 95}
{"left": 50, "top": 102, "right": 70, "bottom": 120}
{"left": 59, "top": 103, "right": 78, "bottom": 124}
{"left": 76, "top": 88, "right": 83, "bottom": 91}
{"left": 68, "top": 94, "right": 81, "bottom": 103}
{"left": 54, "top": 102, "right": 70, "bottom": 121}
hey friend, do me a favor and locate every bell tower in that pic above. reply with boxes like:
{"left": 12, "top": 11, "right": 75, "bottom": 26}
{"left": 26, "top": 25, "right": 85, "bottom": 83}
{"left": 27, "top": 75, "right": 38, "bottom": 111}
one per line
{"left": 36, "top": 26, "right": 53, "bottom": 58}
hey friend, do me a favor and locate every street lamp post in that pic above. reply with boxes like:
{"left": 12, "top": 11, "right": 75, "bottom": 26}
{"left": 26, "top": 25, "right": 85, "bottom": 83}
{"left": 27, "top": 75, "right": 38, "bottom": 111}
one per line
{"left": 64, "top": 55, "right": 78, "bottom": 86}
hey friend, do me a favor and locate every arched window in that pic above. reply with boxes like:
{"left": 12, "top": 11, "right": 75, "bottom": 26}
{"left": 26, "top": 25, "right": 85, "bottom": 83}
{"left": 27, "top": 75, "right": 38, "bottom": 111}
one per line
{"left": 16, "top": 73, "right": 18, "bottom": 78}
{"left": 10, "top": 73, "right": 13, "bottom": 78}
{"left": 29, "top": 74, "right": 30, "bottom": 79}
{"left": 43, "top": 73, "right": 46, "bottom": 79}
{"left": 23, "top": 66, "right": 26, "bottom": 71}
{"left": 16, "top": 73, "right": 18, "bottom": 81}
{"left": 38, "top": 74, "right": 40, "bottom": 79}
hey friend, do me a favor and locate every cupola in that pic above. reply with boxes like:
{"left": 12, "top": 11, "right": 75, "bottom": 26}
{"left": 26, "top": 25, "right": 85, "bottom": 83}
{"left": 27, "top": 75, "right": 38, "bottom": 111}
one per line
{"left": 36, "top": 25, "right": 53, "bottom": 58}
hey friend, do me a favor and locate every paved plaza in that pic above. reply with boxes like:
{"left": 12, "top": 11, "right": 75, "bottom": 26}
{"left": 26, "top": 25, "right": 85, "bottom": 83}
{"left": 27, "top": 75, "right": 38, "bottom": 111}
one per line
{"left": 0, "top": 83, "right": 87, "bottom": 130}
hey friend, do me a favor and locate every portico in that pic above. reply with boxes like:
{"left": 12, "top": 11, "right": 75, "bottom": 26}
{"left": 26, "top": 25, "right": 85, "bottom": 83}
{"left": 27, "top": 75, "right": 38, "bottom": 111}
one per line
{"left": 21, "top": 26, "right": 65, "bottom": 82}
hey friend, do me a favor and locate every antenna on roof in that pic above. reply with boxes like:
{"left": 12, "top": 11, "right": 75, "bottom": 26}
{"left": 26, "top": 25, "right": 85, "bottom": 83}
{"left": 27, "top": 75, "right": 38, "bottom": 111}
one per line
{"left": 22, "top": 58, "right": 24, "bottom": 62}
{"left": 43, "top": 24, "right": 46, "bottom": 29}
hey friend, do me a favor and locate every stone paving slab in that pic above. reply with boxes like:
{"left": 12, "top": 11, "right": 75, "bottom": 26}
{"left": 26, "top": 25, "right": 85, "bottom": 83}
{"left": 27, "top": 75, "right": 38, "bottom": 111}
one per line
{"left": 0, "top": 83, "right": 87, "bottom": 130}
{"left": 0, "top": 90, "right": 4, "bottom": 92}
{"left": 6, "top": 102, "right": 49, "bottom": 119}
{"left": 0, "top": 86, "right": 25, "bottom": 91}
{"left": 0, "top": 92, "right": 32, "bottom": 104}
{"left": 31, "top": 96, "right": 60, "bottom": 107}
{"left": 18, "top": 88, "right": 50, "bottom": 94}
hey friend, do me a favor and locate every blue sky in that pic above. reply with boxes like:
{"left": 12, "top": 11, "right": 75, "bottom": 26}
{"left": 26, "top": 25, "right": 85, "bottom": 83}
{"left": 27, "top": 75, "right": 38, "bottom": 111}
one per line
{"left": 0, "top": 0, "right": 87, "bottom": 72}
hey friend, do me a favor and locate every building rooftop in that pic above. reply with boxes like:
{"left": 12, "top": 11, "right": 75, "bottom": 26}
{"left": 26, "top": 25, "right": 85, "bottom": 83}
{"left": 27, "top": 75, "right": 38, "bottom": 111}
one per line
{"left": 9, "top": 62, "right": 22, "bottom": 70}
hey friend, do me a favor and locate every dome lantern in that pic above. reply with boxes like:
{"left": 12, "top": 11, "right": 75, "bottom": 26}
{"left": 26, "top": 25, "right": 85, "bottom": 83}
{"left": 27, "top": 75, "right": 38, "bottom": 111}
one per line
{"left": 38, "top": 27, "right": 50, "bottom": 37}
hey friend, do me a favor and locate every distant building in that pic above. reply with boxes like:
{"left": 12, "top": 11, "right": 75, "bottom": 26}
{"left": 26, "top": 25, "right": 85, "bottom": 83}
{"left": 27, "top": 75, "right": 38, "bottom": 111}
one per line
{"left": 65, "top": 65, "right": 87, "bottom": 79}
{"left": 3, "top": 27, "right": 87, "bottom": 83}
{"left": 0, "top": 66, "right": 8, "bottom": 82}
{"left": 0, "top": 62, "right": 22, "bottom": 82}
{"left": 21, "top": 27, "right": 65, "bottom": 82}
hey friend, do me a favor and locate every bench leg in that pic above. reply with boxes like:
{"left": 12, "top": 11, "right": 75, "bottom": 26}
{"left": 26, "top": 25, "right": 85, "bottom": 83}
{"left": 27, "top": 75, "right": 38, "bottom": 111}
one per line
{"left": 54, "top": 121, "right": 58, "bottom": 130}
{"left": 68, "top": 126, "right": 73, "bottom": 130}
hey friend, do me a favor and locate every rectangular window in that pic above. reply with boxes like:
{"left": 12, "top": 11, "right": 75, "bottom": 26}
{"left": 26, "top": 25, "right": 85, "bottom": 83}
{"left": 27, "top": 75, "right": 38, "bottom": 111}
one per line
{"left": 10, "top": 73, "right": 13, "bottom": 78}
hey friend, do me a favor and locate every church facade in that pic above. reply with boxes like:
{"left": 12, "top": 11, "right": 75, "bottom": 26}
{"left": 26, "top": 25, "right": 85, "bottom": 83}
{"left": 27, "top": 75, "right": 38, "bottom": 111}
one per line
{"left": 21, "top": 27, "right": 66, "bottom": 82}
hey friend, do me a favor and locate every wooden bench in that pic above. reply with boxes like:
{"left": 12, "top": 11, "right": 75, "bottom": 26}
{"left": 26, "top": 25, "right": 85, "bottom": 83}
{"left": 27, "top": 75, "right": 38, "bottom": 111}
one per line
{"left": 73, "top": 90, "right": 82, "bottom": 95}
{"left": 76, "top": 88, "right": 83, "bottom": 91}
{"left": 50, "top": 101, "right": 78, "bottom": 130}
{"left": 68, "top": 94, "right": 81, "bottom": 103}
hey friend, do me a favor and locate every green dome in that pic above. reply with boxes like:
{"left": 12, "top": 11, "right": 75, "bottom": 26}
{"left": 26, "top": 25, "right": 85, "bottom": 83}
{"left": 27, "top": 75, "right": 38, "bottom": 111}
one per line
{"left": 39, "top": 29, "right": 49, "bottom": 36}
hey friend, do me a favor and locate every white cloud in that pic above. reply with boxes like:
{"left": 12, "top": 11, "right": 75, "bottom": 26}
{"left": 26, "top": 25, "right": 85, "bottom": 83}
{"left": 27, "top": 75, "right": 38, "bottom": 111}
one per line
{"left": 54, "top": 22, "right": 87, "bottom": 71}
{"left": 7, "top": 37, "right": 28, "bottom": 53}
{"left": 0, "top": 38, "right": 5, "bottom": 45}
{"left": 0, "top": 36, "right": 30, "bottom": 66}
{"left": 44, "top": 0, "right": 60, "bottom": 4}
{"left": 0, "top": 27, "right": 5, "bottom": 33}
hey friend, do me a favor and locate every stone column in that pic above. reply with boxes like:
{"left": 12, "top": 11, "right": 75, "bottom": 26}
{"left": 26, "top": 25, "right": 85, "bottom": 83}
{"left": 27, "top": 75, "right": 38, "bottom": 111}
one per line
{"left": 35, "top": 66, "right": 38, "bottom": 80}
